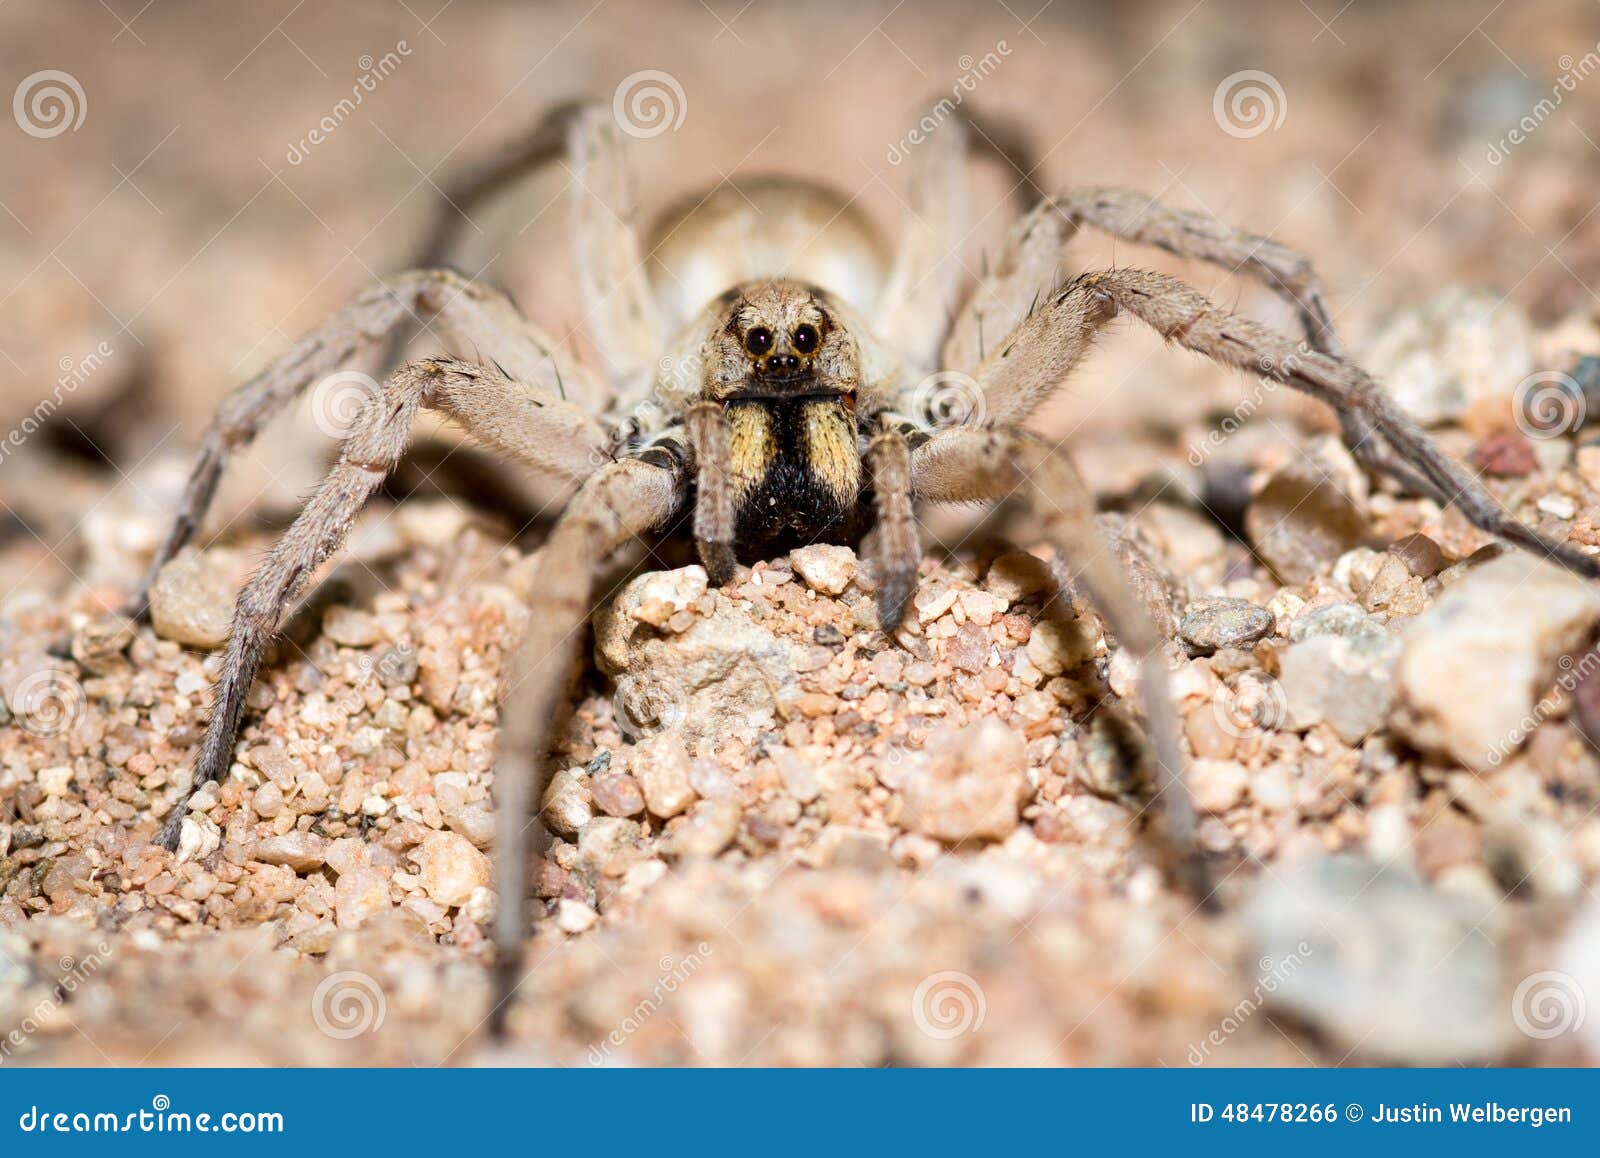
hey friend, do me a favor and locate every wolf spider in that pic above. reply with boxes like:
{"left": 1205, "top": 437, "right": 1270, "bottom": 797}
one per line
{"left": 132, "top": 101, "right": 1600, "bottom": 1038}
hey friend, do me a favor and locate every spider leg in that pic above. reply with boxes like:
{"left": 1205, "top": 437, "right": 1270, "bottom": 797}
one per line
{"left": 1015, "top": 267, "right": 1600, "bottom": 582}
{"left": 866, "top": 420, "right": 919, "bottom": 631}
{"left": 879, "top": 107, "right": 972, "bottom": 375}
{"left": 566, "top": 105, "right": 664, "bottom": 390}
{"left": 686, "top": 402, "right": 737, "bottom": 585}
{"left": 944, "top": 189, "right": 1440, "bottom": 497}
{"left": 911, "top": 424, "right": 1214, "bottom": 903}
{"left": 130, "top": 270, "right": 606, "bottom": 619}
{"left": 488, "top": 451, "right": 685, "bottom": 1040}
{"left": 406, "top": 102, "right": 584, "bottom": 279}
{"left": 155, "top": 358, "right": 611, "bottom": 850}
{"left": 390, "top": 102, "right": 662, "bottom": 396}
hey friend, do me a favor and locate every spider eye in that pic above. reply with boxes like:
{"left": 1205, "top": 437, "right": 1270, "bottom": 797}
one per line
{"left": 792, "top": 324, "right": 819, "bottom": 354}
{"left": 746, "top": 327, "right": 773, "bottom": 355}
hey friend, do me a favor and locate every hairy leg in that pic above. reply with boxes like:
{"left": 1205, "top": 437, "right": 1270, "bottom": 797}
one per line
{"left": 566, "top": 105, "right": 663, "bottom": 390}
{"left": 866, "top": 421, "right": 919, "bottom": 631}
{"left": 1007, "top": 267, "right": 1600, "bottom": 581}
{"left": 943, "top": 189, "right": 1437, "bottom": 495}
{"left": 880, "top": 108, "right": 972, "bottom": 375}
{"left": 489, "top": 453, "right": 684, "bottom": 1039}
{"left": 132, "top": 269, "right": 607, "bottom": 618}
{"left": 405, "top": 103, "right": 583, "bottom": 278}
{"left": 912, "top": 424, "right": 1212, "bottom": 901}
{"left": 685, "top": 401, "right": 736, "bottom": 585}
{"left": 388, "top": 102, "right": 660, "bottom": 396}
{"left": 156, "top": 358, "right": 612, "bottom": 849}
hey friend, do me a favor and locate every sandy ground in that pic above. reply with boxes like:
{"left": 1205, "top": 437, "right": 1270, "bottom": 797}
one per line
{"left": 5, "top": 0, "right": 1600, "bottom": 1065}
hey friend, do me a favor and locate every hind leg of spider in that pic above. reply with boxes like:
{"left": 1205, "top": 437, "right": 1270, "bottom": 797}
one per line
{"left": 685, "top": 402, "right": 737, "bottom": 585}
{"left": 943, "top": 188, "right": 1442, "bottom": 499}
{"left": 129, "top": 270, "right": 608, "bottom": 621}
{"left": 911, "top": 424, "right": 1216, "bottom": 905}
{"left": 879, "top": 106, "right": 973, "bottom": 374}
{"left": 155, "top": 358, "right": 613, "bottom": 850}
{"left": 487, "top": 451, "right": 686, "bottom": 1040}
{"left": 390, "top": 102, "right": 662, "bottom": 393}
{"left": 866, "top": 419, "right": 920, "bottom": 632}
{"left": 970, "top": 265, "right": 1600, "bottom": 583}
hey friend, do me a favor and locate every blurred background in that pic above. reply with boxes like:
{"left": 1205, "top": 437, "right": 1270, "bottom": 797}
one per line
{"left": 4, "top": 0, "right": 1600, "bottom": 600}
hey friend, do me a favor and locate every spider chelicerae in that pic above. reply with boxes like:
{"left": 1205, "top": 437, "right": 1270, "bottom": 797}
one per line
{"left": 129, "top": 100, "right": 1600, "bottom": 1037}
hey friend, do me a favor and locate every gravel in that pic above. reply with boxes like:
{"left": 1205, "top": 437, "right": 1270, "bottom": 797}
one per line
{"left": 1391, "top": 553, "right": 1600, "bottom": 771}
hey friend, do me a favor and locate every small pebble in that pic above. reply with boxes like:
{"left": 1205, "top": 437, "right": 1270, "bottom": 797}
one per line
{"left": 591, "top": 772, "right": 647, "bottom": 818}
{"left": 790, "top": 544, "right": 856, "bottom": 595}
{"left": 1179, "top": 597, "right": 1273, "bottom": 655}
{"left": 1469, "top": 431, "right": 1536, "bottom": 477}
{"left": 663, "top": 798, "right": 742, "bottom": 857}
{"left": 411, "top": 831, "right": 491, "bottom": 908}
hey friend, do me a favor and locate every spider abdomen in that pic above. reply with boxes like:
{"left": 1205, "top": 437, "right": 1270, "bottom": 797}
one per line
{"left": 726, "top": 398, "right": 863, "bottom": 553}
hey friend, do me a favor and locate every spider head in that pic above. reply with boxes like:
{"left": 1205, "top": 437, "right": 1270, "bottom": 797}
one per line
{"left": 704, "top": 280, "right": 859, "bottom": 401}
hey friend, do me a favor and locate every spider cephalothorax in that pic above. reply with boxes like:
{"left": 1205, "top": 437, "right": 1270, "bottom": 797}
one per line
{"left": 699, "top": 280, "right": 867, "bottom": 563}
{"left": 128, "top": 99, "right": 1600, "bottom": 1040}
